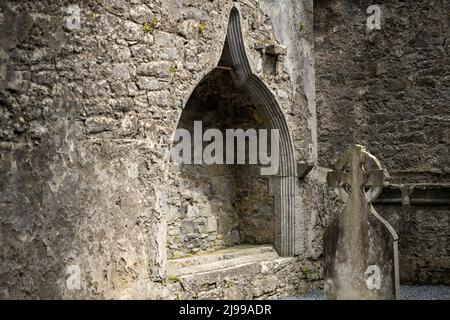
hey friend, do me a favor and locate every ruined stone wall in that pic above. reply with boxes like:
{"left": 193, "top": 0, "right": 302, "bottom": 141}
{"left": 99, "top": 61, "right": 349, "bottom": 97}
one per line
{"left": 378, "top": 204, "right": 449, "bottom": 285}
{"left": 315, "top": 0, "right": 450, "bottom": 179}
{"left": 314, "top": 0, "right": 450, "bottom": 284}
{"left": 169, "top": 68, "right": 275, "bottom": 258}
{"left": 0, "top": 0, "right": 318, "bottom": 299}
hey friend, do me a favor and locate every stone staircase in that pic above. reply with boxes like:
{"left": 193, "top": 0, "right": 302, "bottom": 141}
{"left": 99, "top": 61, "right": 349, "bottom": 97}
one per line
{"left": 166, "top": 245, "right": 319, "bottom": 299}
{"left": 167, "top": 245, "right": 279, "bottom": 277}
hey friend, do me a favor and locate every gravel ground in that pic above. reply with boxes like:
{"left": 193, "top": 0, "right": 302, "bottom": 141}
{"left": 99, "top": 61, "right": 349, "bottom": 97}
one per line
{"left": 279, "top": 285, "right": 450, "bottom": 300}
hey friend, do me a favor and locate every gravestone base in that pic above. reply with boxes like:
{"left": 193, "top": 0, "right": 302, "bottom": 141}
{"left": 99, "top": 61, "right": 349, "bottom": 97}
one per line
{"left": 324, "top": 206, "right": 398, "bottom": 299}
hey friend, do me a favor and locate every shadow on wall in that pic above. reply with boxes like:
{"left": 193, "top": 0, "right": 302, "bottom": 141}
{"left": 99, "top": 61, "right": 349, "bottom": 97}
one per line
{"left": 168, "top": 64, "right": 276, "bottom": 259}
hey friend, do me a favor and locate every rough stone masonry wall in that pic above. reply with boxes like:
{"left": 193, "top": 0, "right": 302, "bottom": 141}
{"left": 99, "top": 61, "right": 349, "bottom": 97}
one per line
{"left": 0, "top": 0, "right": 319, "bottom": 299}
{"left": 314, "top": 0, "right": 450, "bottom": 284}
{"left": 168, "top": 68, "right": 275, "bottom": 258}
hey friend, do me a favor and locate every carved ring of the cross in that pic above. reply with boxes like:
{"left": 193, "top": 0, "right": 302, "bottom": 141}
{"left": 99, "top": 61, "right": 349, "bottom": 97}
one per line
{"left": 327, "top": 145, "right": 387, "bottom": 203}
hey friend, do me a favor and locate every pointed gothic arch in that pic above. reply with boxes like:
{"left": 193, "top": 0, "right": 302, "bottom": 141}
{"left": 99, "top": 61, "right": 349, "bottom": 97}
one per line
{"left": 172, "top": 6, "right": 298, "bottom": 257}
{"left": 225, "top": 7, "right": 297, "bottom": 256}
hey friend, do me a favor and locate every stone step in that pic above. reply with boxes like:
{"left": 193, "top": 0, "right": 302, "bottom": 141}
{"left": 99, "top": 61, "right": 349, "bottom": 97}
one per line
{"left": 167, "top": 245, "right": 279, "bottom": 276}
{"left": 165, "top": 249, "right": 316, "bottom": 300}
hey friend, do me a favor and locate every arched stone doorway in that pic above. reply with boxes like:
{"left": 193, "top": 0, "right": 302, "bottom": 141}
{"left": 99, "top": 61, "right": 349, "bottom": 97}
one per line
{"left": 168, "top": 7, "right": 297, "bottom": 259}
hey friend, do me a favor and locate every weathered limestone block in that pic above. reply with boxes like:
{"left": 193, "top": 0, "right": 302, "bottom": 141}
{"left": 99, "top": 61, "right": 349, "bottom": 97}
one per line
{"left": 136, "top": 61, "right": 172, "bottom": 77}
{"left": 324, "top": 145, "right": 400, "bottom": 299}
{"left": 129, "top": 4, "right": 154, "bottom": 24}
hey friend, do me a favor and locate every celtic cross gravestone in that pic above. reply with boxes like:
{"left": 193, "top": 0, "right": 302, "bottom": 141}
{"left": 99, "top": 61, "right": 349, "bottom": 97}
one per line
{"left": 324, "top": 144, "right": 400, "bottom": 299}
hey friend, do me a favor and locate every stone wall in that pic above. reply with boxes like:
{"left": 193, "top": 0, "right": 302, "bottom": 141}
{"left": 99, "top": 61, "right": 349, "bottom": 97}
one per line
{"left": 314, "top": 0, "right": 450, "bottom": 284}
{"left": 377, "top": 204, "right": 449, "bottom": 285}
{"left": 4, "top": 0, "right": 446, "bottom": 299}
{"left": 167, "top": 256, "right": 322, "bottom": 299}
{"left": 0, "top": 0, "right": 319, "bottom": 299}
{"left": 314, "top": 0, "right": 450, "bottom": 179}
{"left": 168, "top": 67, "right": 275, "bottom": 258}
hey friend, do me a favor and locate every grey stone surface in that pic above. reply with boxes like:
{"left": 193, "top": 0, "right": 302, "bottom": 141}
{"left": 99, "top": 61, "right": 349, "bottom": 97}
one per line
{"left": 0, "top": 0, "right": 448, "bottom": 299}
{"left": 314, "top": 0, "right": 450, "bottom": 286}
{"left": 167, "top": 245, "right": 279, "bottom": 276}
{"left": 376, "top": 204, "right": 450, "bottom": 285}
{"left": 324, "top": 145, "right": 399, "bottom": 299}
{"left": 0, "top": 0, "right": 318, "bottom": 299}
{"left": 280, "top": 285, "right": 450, "bottom": 300}
{"left": 166, "top": 245, "right": 322, "bottom": 299}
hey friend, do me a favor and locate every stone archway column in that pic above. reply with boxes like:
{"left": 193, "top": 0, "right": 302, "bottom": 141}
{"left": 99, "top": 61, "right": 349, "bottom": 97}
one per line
{"left": 226, "top": 6, "right": 298, "bottom": 257}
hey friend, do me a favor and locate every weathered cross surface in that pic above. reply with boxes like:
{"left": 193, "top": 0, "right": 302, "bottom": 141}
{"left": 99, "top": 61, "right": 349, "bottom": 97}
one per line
{"left": 324, "top": 144, "right": 400, "bottom": 300}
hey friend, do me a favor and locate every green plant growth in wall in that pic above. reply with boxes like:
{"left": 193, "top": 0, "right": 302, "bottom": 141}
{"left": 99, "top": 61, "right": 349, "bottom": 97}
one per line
{"left": 198, "top": 22, "right": 207, "bottom": 34}
{"left": 143, "top": 17, "right": 159, "bottom": 33}
{"left": 167, "top": 274, "right": 180, "bottom": 283}
{"left": 302, "top": 267, "right": 311, "bottom": 278}
{"left": 299, "top": 22, "right": 305, "bottom": 32}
